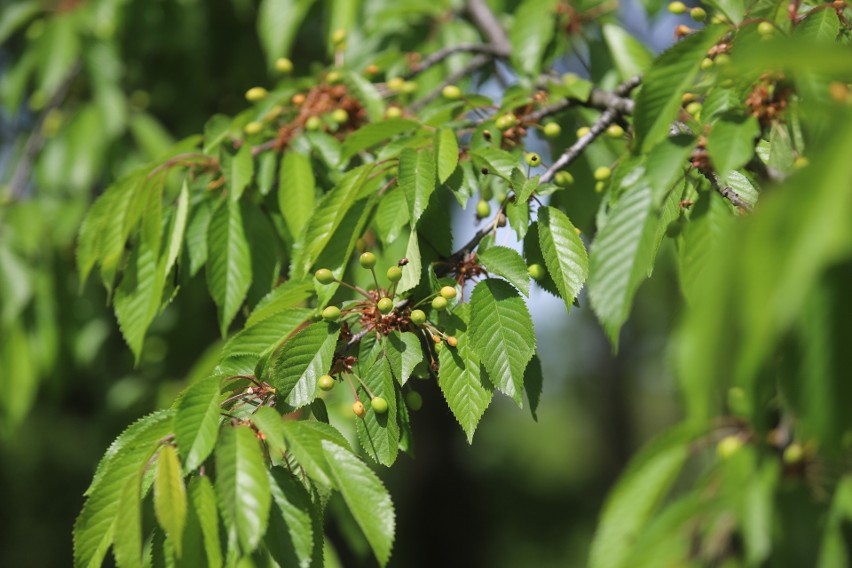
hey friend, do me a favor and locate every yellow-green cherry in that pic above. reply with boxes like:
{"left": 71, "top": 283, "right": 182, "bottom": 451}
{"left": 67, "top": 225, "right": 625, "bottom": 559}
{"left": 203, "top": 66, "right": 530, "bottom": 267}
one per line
{"left": 352, "top": 401, "right": 367, "bottom": 418}
{"left": 318, "top": 375, "right": 335, "bottom": 391}
{"left": 386, "top": 106, "right": 402, "bottom": 119}
{"left": 321, "top": 306, "right": 341, "bottom": 322}
{"left": 757, "top": 21, "right": 774, "bottom": 37}
{"left": 315, "top": 268, "right": 335, "bottom": 284}
{"left": 359, "top": 251, "right": 377, "bottom": 269}
{"left": 387, "top": 266, "right": 403, "bottom": 282}
{"left": 276, "top": 57, "right": 293, "bottom": 73}
{"left": 527, "top": 264, "right": 546, "bottom": 281}
{"left": 245, "top": 86, "right": 268, "bottom": 101}
{"left": 244, "top": 121, "right": 263, "bottom": 135}
{"left": 543, "top": 122, "right": 561, "bottom": 138}
{"left": 716, "top": 435, "right": 743, "bottom": 459}
{"left": 668, "top": 1, "right": 687, "bottom": 14}
{"left": 371, "top": 396, "right": 389, "bottom": 414}
{"left": 593, "top": 166, "right": 612, "bottom": 181}
{"left": 555, "top": 171, "right": 574, "bottom": 187}
{"left": 442, "top": 85, "right": 462, "bottom": 100}
{"left": 377, "top": 297, "right": 394, "bottom": 314}
{"left": 476, "top": 200, "right": 491, "bottom": 218}
{"left": 410, "top": 309, "right": 427, "bottom": 325}
{"left": 690, "top": 7, "right": 706, "bottom": 21}
{"left": 406, "top": 391, "right": 423, "bottom": 411}
{"left": 331, "top": 108, "right": 349, "bottom": 124}
{"left": 525, "top": 152, "right": 541, "bottom": 167}
{"left": 606, "top": 124, "right": 624, "bottom": 138}
{"left": 432, "top": 296, "right": 448, "bottom": 311}
{"left": 440, "top": 286, "right": 457, "bottom": 300}
{"left": 305, "top": 116, "right": 322, "bottom": 131}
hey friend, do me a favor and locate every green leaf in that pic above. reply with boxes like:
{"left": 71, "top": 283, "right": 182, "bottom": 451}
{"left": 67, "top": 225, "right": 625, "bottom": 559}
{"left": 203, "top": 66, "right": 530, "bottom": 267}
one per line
{"left": 644, "top": 134, "right": 694, "bottom": 205}
{"left": 75, "top": 411, "right": 175, "bottom": 568}
{"left": 163, "top": 181, "right": 190, "bottom": 277}
{"left": 114, "top": 240, "right": 165, "bottom": 363}
{"left": 249, "top": 407, "right": 287, "bottom": 464}
{"left": 221, "top": 308, "right": 311, "bottom": 365}
{"left": 225, "top": 143, "right": 253, "bottom": 202}
{"left": 524, "top": 355, "right": 543, "bottom": 421}
{"left": 723, "top": 170, "right": 759, "bottom": 209}
{"left": 470, "top": 147, "right": 516, "bottom": 181}
{"left": 321, "top": 441, "right": 395, "bottom": 566}
{"left": 0, "top": 0, "right": 40, "bottom": 45}
{"left": 795, "top": 7, "right": 839, "bottom": 43}
{"left": 175, "top": 374, "right": 222, "bottom": 472}
{"left": 537, "top": 206, "right": 588, "bottom": 312}
{"left": 154, "top": 445, "right": 188, "bottom": 557}
{"left": 399, "top": 148, "right": 436, "bottom": 226}
{"left": 384, "top": 331, "right": 423, "bottom": 386}
{"left": 281, "top": 421, "right": 347, "bottom": 489}
{"left": 246, "top": 279, "right": 314, "bottom": 328}
{"left": 271, "top": 322, "right": 339, "bottom": 408}
{"left": 112, "top": 474, "right": 144, "bottom": 568}
{"left": 434, "top": 128, "right": 459, "bottom": 184}
{"left": 342, "top": 119, "right": 420, "bottom": 160}
{"left": 207, "top": 200, "right": 253, "bottom": 336}
{"left": 706, "top": 112, "right": 760, "bottom": 180}
{"left": 374, "top": 187, "right": 409, "bottom": 246}
{"left": 678, "top": 192, "right": 734, "bottom": 303}
{"left": 438, "top": 305, "right": 493, "bottom": 442}
{"left": 587, "top": 179, "right": 658, "bottom": 348}
{"left": 469, "top": 279, "right": 535, "bottom": 406}
{"left": 268, "top": 469, "right": 316, "bottom": 568}
{"left": 355, "top": 356, "right": 400, "bottom": 466}
{"left": 588, "top": 426, "right": 695, "bottom": 568}
{"left": 476, "top": 244, "right": 530, "bottom": 296}
{"left": 396, "top": 229, "right": 422, "bottom": 294}
{"left": 602, "top": 24, "right": 654, "bottom": 78}
{"left": 278, "top": 151, "right": 316, "bottom": 238}
{"left": 257, "top": 0, "right": 316, "bottom": 67}
{"left": 343, "top": 70, "right": 385, "bottom": 122}
{"left": 186, "top": 199, "right": 214, "bottom": 277}
{"left": 189, "top": 476, "right": 222, "bottom": 568}
{"left": 514, "top": 173, "right": 539, "bottom": 204}
{"left": 509, "top": 0, "right": 558, "bottom": 78}
{"left": 214, "top": 425, "right": 271, "bottom": 553}
{"left": 633, "top": 26, "right": 727, "bottom": 153}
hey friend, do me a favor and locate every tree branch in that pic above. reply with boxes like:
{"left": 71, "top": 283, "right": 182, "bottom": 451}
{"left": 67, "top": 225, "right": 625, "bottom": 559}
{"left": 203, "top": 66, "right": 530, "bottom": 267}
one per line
{"left": 404, "top": 43, "right": 508, "bottom": 80}
{"left": 465, "top": 0, "right": 511, "bottom": 55}
{"left": 700, "top": 169, "right": 753, "bottom": 212}
{"left": 410, "top": 54, "right": 492, "bottom": 111}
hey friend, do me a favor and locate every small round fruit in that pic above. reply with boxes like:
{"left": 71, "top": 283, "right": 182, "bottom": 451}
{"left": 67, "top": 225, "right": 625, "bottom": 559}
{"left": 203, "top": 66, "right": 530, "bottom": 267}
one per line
{"left": 446, "top": 336, "right": 458, "bottom": 347}
{"left": 432, "top": 296, "right": 448, "bottom": 311}
{"left": 555, "top": 171, "right": 574, "bottom": 187}
{"left": 244, "top": 121, "right": 263, "bottom": 135}
{"left": 606, "top": 124, "right": 625, "bottom": 138}
{"left": 410, "top": 309, "right": 427, "bottom": 325}
{"left": 365, "top": 64, "right": 380, "bottom": 76}
{"left": 352, "top": 401, "right": 367, "bottom": 418}
{"left": 576, "top": 126, "right": 591, "bottom": 138}
{"left": 440, "top": 286, "right": 457, "bottom": 300}
{"left": 562, "top": 72, "right": 579, "bottom": 86}
{"left": 387, "top": 77, "right": 405, "bottom": 92}
{"left": 387, "top": 266, "right": 403, "bottom": 282}
{"left": 681, "top": 92, "right": 697, "bottom": 103}
{"left": 496, "top": 113, "right": 517, "bottom": 130}
{"left": 305, "top": 116, "right": 322, "bottom": 131}
{"left": 292, "top": 93, "right": 306, "bottom": 105}
{"left": 794, "top": 156, "right": 809, "bottom": 169}
{"left": 406, "top": 391, "right": 423, "bottom": 411}
{"left": 315, "top": 268, "right": 335, "bottom": 284}
{"left": 525, "top": 152, "right": 541, "bottom": 167}
{"left": 527, "top": 263, "right": 546, "bottom": 281}
{"left": 543, "top": 122, "right": 562, "bottom": 138}
{"left": 401, "top": 81, "right": 417, "bottom": 94}
{"left": 356, "top": 238, "right": 367, "bottom": 252}
{"left": 594, "top": 181, "right": 606, "bottom": 193}
{"left": 700, "top": 57, "right": 714, "bottom": 71}
{"left": 378, "top": 297, "right": 394, "bottom": 314}
{"left": 690, "top": 7, "right": 707, "bottom": 21}
{"left": 331, "top": 28, "right": 347, "bottom": 45}
{"left": 714, "top": 53, "right": 731, "bottom": 67}
{"left": 442, "top": 85, "right": 462, "bottom": 100}
{"left": 359, "top": 251, "right": 377, "bottom": 269}
{"left": 371, "top": 396, "right": 389, "bottom": 414}
{"left": 593, "top": 166, "right": 612, "bottom": 181}
{"left": 321, "top": 306, "right": 341, "bottom": 322}
{"left": 782, "top": 443, "right": 804, "bottom": 464}
{"left": 476, "top": 200, "right": 491, "bottom": 218}
{"left": 757, "top": 21, "right": 774, "bottom": 37}
{"left": 686, "top": 101, "right": 702, "bottom": 116}
{"left": 331, "top": 108, "right": 349, "bottom": 124}
{"left": 276, "top": 57, "right": 294, "bottom": 73}
{"left": 326, "top": 70, "right": 342, "bottom": 84}
{"left": 716, "top": 435, "right": 743, "bottom": 459}
{"left": 318, "top": 374, "right": 335, "bottom": 391}
{"left": 245, "top": 86, "right": 268, "bottom": 102}
{"left": 386, "top": 106, "right": 402, "bottom": 119}
{"left": 668, "top": 1, "right": 687, "bottom": 14}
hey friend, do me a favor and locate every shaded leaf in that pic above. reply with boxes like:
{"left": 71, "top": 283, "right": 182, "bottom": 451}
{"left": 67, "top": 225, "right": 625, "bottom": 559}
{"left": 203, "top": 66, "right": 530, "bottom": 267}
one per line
{"left": 271, "top": 322, "right": 339, "bottom": 408}
{"left": 537, "top": 206, "right": 588, "bottom": 312}
{"left": 154, "top": 445, "right": 188, "bottom": 557}
{"left": 175, "top": 374, "right": 223, "bottom": 472}
{"left": 207, "top": 200, "right": 253, "bottom": 336}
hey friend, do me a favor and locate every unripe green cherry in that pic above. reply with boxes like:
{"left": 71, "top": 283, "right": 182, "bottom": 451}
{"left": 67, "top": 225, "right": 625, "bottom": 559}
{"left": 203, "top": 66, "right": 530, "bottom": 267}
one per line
{"left": 305, "top": 116, "right": 322, "bottom": 131}
{"left": 401, "top": 81, "right": 417, "bottom": 94}
{"left": 321, "top": 306, "right": 341, "bottom": 322}
{"left": 331, "top": 28, "right": 347, "bottom": 45}
{"left": 593, "top": 166, "right": 612, "bottom": 181}
{"left": 386, "top": 106, "right": 402, "bottom": 119}
{"left": 496, "top": 113, "right": 517, "bottom": 130}
{"left": 700, "top": 57, "right": 714, "bottom": 71}
{"left": 440, "top": 286, "right": 457, "bottom": 300}
{"left": 782, "top": 443, "right": 804, "bottom": 464}
{"left": 690, "top": 7, "right": 707, "bottom": 21}
{"left": 315, "top": 268, "right": 335, "bottom": 284}
{"left": 576, "top": 126, "right": 591, "bottom": 138}
{"left": 318, "top": 374, "right": 335, "bottom": 391}
{"left": 406, "top": 391, "right": 423, "bottom": 411}
{"left": 686, "top": 101, "right": 702, "bottom": 116}
{"left": 352, "top": 401, "right": 366, "bottom": 418}
{"left": 432, "top": 296, "right": 448, "bottom": 311}
{"left": 555, "top": 171, "right": 574, "bottom": 187}
{"left": 387, "top": 266, "right": 403, "bottom": 282}
{"left": 476, "top": 200, "right": 491, "bottom": 218}
{"left": 714, "top": 54, "right": 731, "bottom": 67}
{"left": 326, "top": 70, "right": 342, "bottom": 84}
{"left": 371, "top": 396, "right": 389, "bottom": 414}
{"left": 606, "top": 124, "right": 625, "bottom": 138}
{"left": 668, "top": 1, "right": 687, "bottom": 14}
{"left": 377, "top": 297, "right": 394, "bottom": 314}
{"left": 276, "top": 57, "right": 294, "bottom": 73}
{"left": 794, "top": 156, "right": 809, "bottom": 169}
{"left": 716, "top": 435, "right": 743, "bottom": 459}
{"left": 244, "top": 121, "right": 263, "bottom": 135}
{"left": 245, "top": 86, "right": 268, "bottom": 102}
{"left": 542, "top": 122, "right": 562, "bottom": 139}
{"left": 525, "top": 152, "right": 541, "bottom": 167}
{"left": 527, "top": 263, "right": 546, "bottom": 281}
{"left": 387, "top": 77, "right": 405, "bottom": 92}
{"left": 757, "top": 21, "right": 774, "bottom": 37}
{"left": 442, "top": 85, "right": 462, "bottom": 100}
{"left": 595, "top": 181, "right": 606, "bottom": 193}
{"left": 359, "top": 251, "right": 377, "bottom": 269}
{"left": 331, "top": 108, "right": 349, "bottom": 124}
{"left": 410, "top": 309, "right": 427, "bottom": 325}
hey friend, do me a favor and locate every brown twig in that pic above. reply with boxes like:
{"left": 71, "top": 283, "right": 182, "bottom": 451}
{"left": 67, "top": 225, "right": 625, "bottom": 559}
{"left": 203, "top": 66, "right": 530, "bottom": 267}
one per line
{"left": 403, "top": 43, "right": 509, "bottom": 80}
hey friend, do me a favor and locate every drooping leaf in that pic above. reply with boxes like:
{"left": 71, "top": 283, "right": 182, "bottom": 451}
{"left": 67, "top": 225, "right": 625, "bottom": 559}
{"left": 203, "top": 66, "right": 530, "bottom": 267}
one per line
{"left": 399, "top": 148, "right": 436, "bottom": 226}
{"left": 524, "top": 355, "right": 543, "bottom": 421}
{"left": 434, "top": 128, "right": 459, "bottom": 184}
{"left": 355, "top": 356, "right": 400, "bottom": 466}
{"left": 321, "top": 441, "right": 395, "bottom": 566}
{"left": 342, "top": 119, "right": 420, "bottom": 160}
{"left": 602, "top": 24, "right": 654, "bottom": 78}
{"left": 384, "top": 331, "right": 423, "bottom": 386}
{"left": 509, "top": 0, "right": 559, "bottom": 78}
{"left": 207, "top": 200, "right": 253, "bottom": 336}
{"left": 678, "top": 192, "right": 734, "bottom": 303}
{"left": 154, "top": 445, "right": 188, "bottom": 557}
{"left": 267, "top": 469, "right": 315, "bottom": 568}
{"left": 537, "top": 206, "right": 588, "bottom": 312}
{"left": 113, "top": 239, "right": 165, "bottom": 362}
{"left": 221, "top": 308, "right": 311, "bottom": 364}
{"left": 278, "top": 151, "right": 316, "bottom": 238}
{"left": 189, "top": 476, "right": 222, "bottom": 568}
{"left": 476, "top": 244, "right": 530, "bottom": 296}
{"left": 469, "top": 279, "right": 535, "bottom": 406}
{"left": 281, "top": 420, "right": 350, "bottom": 489}
{"left": 249, "top": 406, "right": 287, "bottom": 464}
{"left": 174, "top": 374, "right": 223, "bottom": 472}
{"left": 246, "top": 279, "right": 314, "bottom": 328}
{"left": 257, "top": 0, "right": 316, "bottom": 67}
{"left": 270, "top": 322, "right": 339, "bottom": 408}
{"left": 374, "top": 187, "right": 410, "bottom": 246}
{"left": 225, "top": 143, "right": 253, "bottom": 202}
{"left": 706, "top": 112, "right": 760, "bottom": 180}
{"left": 214, "top": 425, "right": 271, "bottom": 553}
{"left": 396, "top": 229, "right": 422, "bottom": 294}
{"left": 112, "top": 474, "right": 144, "bottom": 568}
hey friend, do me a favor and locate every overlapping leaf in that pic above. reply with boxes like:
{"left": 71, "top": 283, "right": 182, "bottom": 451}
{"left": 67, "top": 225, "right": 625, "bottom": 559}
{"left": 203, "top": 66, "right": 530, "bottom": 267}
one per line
{"left": 355, "top": 356, "right": 400, "bottom": 466}
{"left": 207, "top": 200, "right": 253, "bottom": 336}
{"left": 271, "top": 322, "right": 339, "bottom": 408}
{"left": 174, "top": 374, "right": 223, "bottom": 472}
